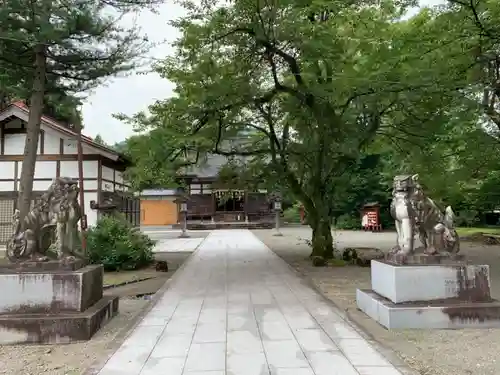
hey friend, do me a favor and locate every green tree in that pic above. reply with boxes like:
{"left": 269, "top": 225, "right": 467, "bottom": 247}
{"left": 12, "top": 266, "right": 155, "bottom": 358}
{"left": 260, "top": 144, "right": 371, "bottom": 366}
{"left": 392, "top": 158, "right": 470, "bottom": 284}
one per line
{"left": 119, "top": 0, "right": 470, "bottom": 258}
{"left": 373, "top": 2, "right": 500, "bottom": 221}
{"left": 0, "top": 0, "right": 158, "bottom": 224}
{"left": 93, "top": 134, "right": 107, "bottom": 146}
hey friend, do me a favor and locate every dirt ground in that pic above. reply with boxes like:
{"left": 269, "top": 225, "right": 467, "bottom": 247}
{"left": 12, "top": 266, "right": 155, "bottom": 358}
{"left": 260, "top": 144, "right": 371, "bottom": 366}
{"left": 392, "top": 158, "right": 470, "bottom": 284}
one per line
{"left": 253, "top": 228, "right": 500, "bottom": 375}
{"left": 0, "top": 251, "right": 192, "bottom": 375}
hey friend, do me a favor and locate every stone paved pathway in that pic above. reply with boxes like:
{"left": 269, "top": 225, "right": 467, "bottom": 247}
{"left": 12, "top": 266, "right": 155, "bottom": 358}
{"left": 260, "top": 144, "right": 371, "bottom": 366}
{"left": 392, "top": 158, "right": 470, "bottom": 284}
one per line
{"left": 98, "top": 230, "right": 404, "bottom": 375}
{"left": 153, "top": 238, "right": 205, "bottom": 253}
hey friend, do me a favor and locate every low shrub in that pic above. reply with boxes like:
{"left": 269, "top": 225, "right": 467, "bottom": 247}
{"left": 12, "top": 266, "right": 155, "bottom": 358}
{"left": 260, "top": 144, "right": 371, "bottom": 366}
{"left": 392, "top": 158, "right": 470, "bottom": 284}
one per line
{"left": 455, "top": 210, "right": 480, "bottom": 227}
{"left": 283, "top": 204, "right": 302, "bottom": 223}
{"left": 334, "top": 214, "right": 360, "bottom": 230}
{"left": 86, "top": 214, "right": 155, "bottom": 271}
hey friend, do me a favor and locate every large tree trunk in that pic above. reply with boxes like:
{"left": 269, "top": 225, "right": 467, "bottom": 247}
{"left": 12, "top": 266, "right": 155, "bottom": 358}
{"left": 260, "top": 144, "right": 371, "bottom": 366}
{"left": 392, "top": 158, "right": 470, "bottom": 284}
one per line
{"left": 308, "top": 209, "right": 334, "bottom": 259}
{"left": 17, "top": 45, "right": 46, "bottom": 226}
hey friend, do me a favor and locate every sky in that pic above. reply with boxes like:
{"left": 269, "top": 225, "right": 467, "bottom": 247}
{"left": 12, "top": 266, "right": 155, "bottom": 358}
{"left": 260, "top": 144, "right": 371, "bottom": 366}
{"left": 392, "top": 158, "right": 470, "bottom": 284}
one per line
{"left": 80, "top": 0, "right": 445, "bottom": 144}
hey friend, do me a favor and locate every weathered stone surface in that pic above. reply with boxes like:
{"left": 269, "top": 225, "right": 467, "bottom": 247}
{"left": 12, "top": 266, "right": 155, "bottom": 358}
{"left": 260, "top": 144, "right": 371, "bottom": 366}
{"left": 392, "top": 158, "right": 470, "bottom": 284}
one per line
{"left": 0, "top": 296, "right": 119, "bottom": 344}
{"left": 175, "top": 222, "right": 274, "bottom": 230}
{"left": 343, "top": 247, "right": 384, "bottom": 266}
{"left": 155, "top": 260, "right": 169, "bottom": 272}
{"left": 6, "top": 177, "right": 84, "bottom": 262}
{"left": 0, "top": 265, "right": 103, "bottom": 314}
{"left": 385, "top": 252, "right": 466, "bottom": 265}
{"left": 357, "top": 289, "right": 500, "bottom": 329}
{"left": 371, "top": 260, "right": 491, "bottom": 304}
{"left": 0, "top": 259, "right": 87, "bottom": 272}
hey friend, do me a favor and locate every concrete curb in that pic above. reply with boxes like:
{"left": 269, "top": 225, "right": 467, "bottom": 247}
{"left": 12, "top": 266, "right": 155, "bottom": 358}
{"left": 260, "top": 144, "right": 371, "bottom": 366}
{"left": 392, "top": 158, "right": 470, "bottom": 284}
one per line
{"left": 82, "top": 235, "right": 208, "bottom": 375}
{"left": 102, "top": 276, "right": 157, "bottom": 290}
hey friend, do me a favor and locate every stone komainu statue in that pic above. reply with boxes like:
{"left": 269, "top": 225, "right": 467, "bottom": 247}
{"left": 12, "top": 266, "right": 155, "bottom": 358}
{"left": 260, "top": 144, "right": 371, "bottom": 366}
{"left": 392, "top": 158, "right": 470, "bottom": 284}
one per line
{"left": 390, "top": 174, "right": 459, "bottom": 256}
{"left": 6, "top": 177, "right": 83, "bottom": 262}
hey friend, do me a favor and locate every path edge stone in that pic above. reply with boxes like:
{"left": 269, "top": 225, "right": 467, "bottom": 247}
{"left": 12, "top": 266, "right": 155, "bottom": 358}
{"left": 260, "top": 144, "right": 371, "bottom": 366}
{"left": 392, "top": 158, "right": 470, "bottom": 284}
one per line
{"left": 82, "top": 235, "right": 208, "bottom": 375}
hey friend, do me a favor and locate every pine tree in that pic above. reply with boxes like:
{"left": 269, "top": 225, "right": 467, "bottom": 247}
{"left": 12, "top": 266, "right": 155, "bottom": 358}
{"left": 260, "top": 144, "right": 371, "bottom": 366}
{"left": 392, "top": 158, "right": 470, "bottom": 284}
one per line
{"left": 0, "top": 0, "right": 159, "bottom": 224}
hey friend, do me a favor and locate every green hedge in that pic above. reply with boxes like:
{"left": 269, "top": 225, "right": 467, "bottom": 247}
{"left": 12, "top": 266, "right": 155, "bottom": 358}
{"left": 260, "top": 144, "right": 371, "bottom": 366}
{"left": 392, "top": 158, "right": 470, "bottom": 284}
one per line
{"left": 283, "top": 204, "right": 302, "bottom": 223}
{"left": 86, "top": 214, "right": 155, "bottom": 271}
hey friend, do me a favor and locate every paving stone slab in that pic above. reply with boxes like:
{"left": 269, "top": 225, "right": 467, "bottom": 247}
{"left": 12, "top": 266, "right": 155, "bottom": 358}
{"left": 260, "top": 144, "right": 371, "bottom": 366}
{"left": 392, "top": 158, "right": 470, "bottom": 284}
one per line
{"left": 97, "top": 230, "right": 404, "bottom": 375}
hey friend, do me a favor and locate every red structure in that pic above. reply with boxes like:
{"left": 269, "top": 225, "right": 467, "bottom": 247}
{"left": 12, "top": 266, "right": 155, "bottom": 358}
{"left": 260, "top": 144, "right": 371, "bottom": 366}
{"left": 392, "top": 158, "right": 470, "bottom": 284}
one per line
{"left": 299, "top": 204, "right": 305, "bottom": 224}
{"left": 361, "top": 202, "right": 382, "bottom": 232}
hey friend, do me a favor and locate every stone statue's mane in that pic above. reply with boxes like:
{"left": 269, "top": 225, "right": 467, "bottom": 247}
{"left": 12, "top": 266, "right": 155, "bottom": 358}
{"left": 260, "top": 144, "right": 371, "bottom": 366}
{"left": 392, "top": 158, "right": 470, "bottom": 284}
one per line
{"left": 7, "top": 177, "right": 83, "bottom": 262}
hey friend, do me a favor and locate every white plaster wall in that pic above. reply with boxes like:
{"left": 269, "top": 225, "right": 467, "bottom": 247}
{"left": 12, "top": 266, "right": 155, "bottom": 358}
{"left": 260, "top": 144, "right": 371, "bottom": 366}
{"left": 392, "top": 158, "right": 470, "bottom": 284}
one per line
{"left": 3, "top": 133, "right": 44, "bottom": 155}
{"left": 102, "top": 166, "right": 114, "bottom": 181}
{"left": 62, "top": 138, "right": 77, "bottom": 155}
{"left": 85, "top": 191, "right": 98, "bottom": 227}
{"left": 60, "top": 161, "right": 78, "bottom": 178}
{"left": 32, "top": 180, "right": 52, "bottom": 191}
{"left": 61, "top": 138, "right": 95, "bottom": 155}
{"left": 83, "top": 161, "right": 98, "bottom": 178}
{"left": 0, "top": 181, "right": 14, "bottom": 191}
{"left": 115, "top": 171, "right": 124, "bottom": 184}
{"left": 18, "top": 161, "right": 57, "bottom": 180}
{"left": 60, "top": 160, "right": 98, "bottom": 179}
{"left": 33, "top": 161, "right": 57, "bottom": 179}
{"left": 0, "top": 161, "right": 15, "bottom": 179}
{"left": 82, "top": 180, "right": 98, "bottom": 190}
{"left": 4, "top": 134, "right": 25, "bottom": 155}
{"left": 43, "top": 129, "right": 61, "bottom": 154}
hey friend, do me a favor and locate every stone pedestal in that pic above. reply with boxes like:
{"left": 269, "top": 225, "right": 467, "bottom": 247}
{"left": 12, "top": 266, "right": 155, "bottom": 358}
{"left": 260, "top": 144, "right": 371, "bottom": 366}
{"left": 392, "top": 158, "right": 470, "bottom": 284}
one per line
{"left": 0, "top": 261, "right": 119, "bottom": 344}
{"left": 356, "top": 258, "right": 500, "bottom": 329}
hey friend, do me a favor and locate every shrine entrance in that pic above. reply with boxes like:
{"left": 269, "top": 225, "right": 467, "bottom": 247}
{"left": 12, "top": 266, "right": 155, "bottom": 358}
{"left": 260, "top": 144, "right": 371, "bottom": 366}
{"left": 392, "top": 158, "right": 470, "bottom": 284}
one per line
{"left": 214, "top": 189, "right": 246, "bottom": 222}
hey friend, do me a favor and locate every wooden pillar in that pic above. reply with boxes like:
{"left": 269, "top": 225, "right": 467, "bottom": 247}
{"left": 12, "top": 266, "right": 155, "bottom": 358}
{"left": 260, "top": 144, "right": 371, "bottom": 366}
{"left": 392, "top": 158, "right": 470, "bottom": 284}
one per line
{"left": 244, "top": 191, "right": 248, "bottom": 223}
{"left": 211, "top": 191, "right": 216, "bottom": 223}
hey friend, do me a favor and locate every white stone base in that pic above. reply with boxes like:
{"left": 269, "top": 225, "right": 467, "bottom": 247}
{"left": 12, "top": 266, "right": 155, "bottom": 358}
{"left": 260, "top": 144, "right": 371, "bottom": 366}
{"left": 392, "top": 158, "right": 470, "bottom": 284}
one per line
{"left": 371, "top": 260, "right": 490, "bottom": 303}
{"left": 356, "top": 289, "right": 500, "bottom": 329}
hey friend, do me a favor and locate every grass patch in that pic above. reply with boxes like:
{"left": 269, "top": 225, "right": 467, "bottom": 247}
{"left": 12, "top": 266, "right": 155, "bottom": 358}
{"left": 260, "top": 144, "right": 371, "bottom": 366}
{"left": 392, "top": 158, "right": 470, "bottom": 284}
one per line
{"left": 456, "top": 227, "right": 500, "bottom": 237}
{"left": 328, "top": 258, "right": 348, "bottom": 267}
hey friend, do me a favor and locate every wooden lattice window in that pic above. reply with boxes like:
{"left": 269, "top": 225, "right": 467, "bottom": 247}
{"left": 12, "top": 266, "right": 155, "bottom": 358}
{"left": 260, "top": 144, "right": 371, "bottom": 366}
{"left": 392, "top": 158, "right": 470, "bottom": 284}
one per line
{"left": 0, "top": 199, "right": 14, "bottom": 244}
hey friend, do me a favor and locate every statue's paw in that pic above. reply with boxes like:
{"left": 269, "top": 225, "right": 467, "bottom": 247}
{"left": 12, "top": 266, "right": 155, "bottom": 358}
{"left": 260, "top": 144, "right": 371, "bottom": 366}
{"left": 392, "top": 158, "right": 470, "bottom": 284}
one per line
{"left": 424, "top": 247, "right": 438, "bottom": 255}
{"left": 61, "top": 255, "right": 76, "bottom": 263}
{"left": 390, "top": 245, "right": 401, "bottom": 254}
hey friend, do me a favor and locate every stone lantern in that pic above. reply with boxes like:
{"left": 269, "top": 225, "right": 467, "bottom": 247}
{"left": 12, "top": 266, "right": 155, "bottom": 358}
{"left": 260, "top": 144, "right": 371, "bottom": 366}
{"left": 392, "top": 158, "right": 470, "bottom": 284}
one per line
{"left": 272, "top": 192, "right": 283, "bottom": 236}
{"left": 174, "top": 187, "right": 190, "bottom": 238}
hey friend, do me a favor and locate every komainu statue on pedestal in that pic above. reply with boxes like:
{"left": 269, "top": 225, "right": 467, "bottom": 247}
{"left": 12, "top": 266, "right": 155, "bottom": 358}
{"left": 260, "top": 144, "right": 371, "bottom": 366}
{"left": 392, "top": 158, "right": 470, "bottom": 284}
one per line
{"left": 6, "top": 177, "right": 83, "bottom": 262}
{"left": 390, "top": 174, "right": 459, "bottom": 256}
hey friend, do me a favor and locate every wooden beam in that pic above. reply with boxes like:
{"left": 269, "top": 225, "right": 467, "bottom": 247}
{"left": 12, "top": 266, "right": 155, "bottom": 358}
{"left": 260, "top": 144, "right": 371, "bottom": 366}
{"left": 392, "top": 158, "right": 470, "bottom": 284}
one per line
{"left": 0, "top": 177, "right": 99, "bottom": 182}
{"left": 0, "top": 123, "right": 3, "bottom": 155}
{"left": 97, "top": 158, "right": 102, "bottom": 204}
{"left": 57, "top": 138, "right": 63, "bottom": 177}
{"left": 0, "top": 154, "right": 101, "bottom": 161}
{"left": 40, "top": 130, "right": 45, "bottom": 155}
{"left": 2, "top": 128, "right": 26, "bottom": 134}
{"left": 13, "top": 161, "right": 18, "bottom": 191}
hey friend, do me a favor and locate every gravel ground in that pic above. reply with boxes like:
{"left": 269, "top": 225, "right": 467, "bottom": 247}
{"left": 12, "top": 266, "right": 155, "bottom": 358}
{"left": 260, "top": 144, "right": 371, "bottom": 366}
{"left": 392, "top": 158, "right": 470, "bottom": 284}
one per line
{"left": 0, "top": 251, "right": 193, "bottom": 375}
{"left": 253, "top": 228, "right": 500, "bottom": 375}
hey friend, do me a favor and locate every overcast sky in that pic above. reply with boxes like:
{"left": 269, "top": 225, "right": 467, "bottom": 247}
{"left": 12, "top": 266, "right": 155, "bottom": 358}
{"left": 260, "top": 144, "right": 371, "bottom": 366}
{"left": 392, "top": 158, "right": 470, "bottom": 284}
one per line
{"left": 80, "top": 0, "right": 446, "bottom": 144}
